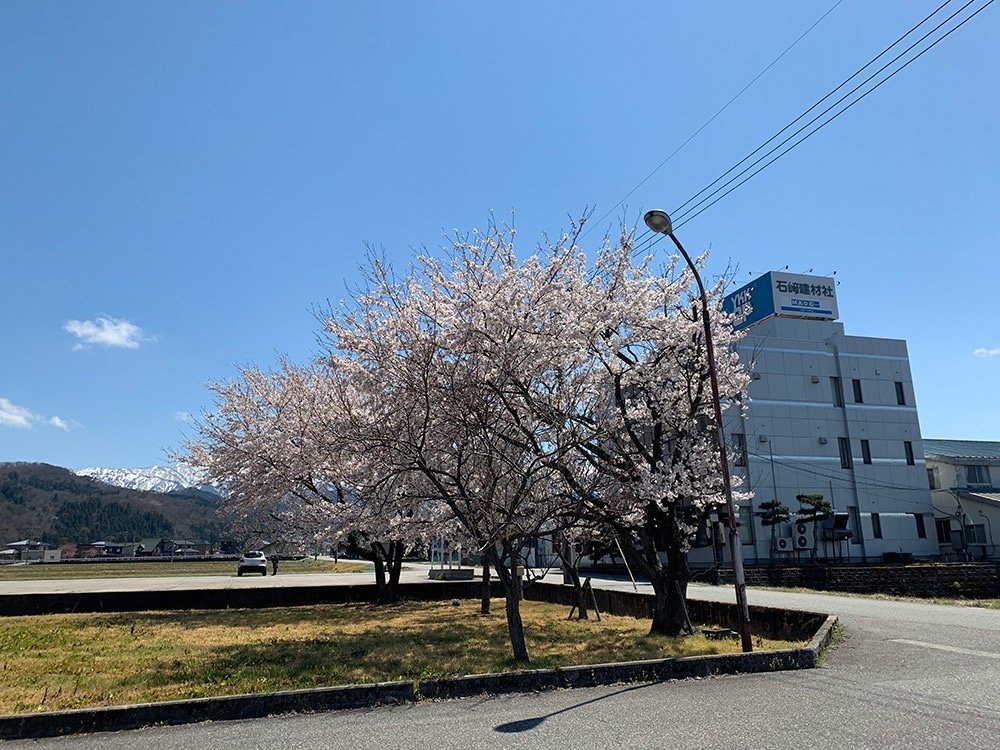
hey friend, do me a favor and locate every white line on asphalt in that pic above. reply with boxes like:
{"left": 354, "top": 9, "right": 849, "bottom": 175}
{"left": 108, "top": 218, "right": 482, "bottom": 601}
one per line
{"left": 891, "top": 639, "right": 1000, "bottom": 660}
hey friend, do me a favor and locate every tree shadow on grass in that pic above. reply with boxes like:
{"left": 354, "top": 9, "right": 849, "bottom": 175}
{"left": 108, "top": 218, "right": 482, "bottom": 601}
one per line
{"left": 138, "top": 615, "right": 512, "bottom": 694}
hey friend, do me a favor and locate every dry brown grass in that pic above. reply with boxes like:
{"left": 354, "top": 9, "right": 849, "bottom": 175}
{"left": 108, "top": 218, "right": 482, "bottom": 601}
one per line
{"left": 0, "top": 599, "right": 802, "bottom": 714}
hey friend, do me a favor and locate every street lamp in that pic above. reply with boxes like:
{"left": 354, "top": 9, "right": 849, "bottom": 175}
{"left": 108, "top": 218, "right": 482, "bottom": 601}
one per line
{"left": 643, "top": 209, "right": 753, "bottom": 653}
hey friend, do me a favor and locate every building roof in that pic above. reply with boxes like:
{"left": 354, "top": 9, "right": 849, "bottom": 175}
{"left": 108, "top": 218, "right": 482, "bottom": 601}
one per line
{"left": 4, "top": 540, "right": 50, "bottom": 548}
{"left": 923, "top": 439, "right": 1000, "bottom": 461}
{"left": 964, "top": 492, "right": 1000, "bottom": 507}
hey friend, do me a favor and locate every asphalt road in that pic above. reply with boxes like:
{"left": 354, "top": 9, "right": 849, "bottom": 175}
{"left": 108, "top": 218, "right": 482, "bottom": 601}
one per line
{"left": 3, "top": 571, "right": 999, "bottom": 749}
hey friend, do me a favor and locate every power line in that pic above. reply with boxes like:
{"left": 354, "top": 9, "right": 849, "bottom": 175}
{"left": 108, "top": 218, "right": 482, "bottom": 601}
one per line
{"left": 671, "top": 0, "right": 995, "bottom": 231}
{"left": 581, "top": 0, "right": 846, "bottom": 240}
{"left": 670, "top": 0, "right": 961, "bottom": 221}
{"left": 747, "top": 448, "right": 933, "bottom": 494}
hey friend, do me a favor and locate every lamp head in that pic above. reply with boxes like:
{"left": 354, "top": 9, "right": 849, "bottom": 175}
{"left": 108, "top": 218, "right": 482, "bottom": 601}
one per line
{"left": 643, "top": 209, "right": 673, "bottom": 235}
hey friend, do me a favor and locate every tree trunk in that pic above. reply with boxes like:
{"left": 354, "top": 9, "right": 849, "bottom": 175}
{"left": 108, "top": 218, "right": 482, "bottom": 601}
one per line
{"left": 557, "top": 538, "right": 587, "bottom": 619}
{"left": 567, "top": 566, "right": 589, "bottom": 620}
{"left": 480, "top": 561, "right": 491, "bottom": 615}
{"left": 503, "top": 569, "right": 529, "bottom": 662}
{"left": 487, "top": 547, "right": 529, "bottom": 662}
{"left": 647, "top": 564, "right": 692, "bottom": 636}
{"left": 622, "top": 525, "right": 692, "bottom": 637}
{"left": 386, "top": 540, "right": 404, "bottom": 602}
{"left": 371, "top": 543, "right": 389, "bottom": 604}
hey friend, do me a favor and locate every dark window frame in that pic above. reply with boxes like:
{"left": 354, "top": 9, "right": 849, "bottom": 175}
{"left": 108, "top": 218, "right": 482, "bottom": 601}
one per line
{"left": 838, "top": 437, "right": 853, "bottom": 469}
{"left": 966, "top": 524, "right": 987, "bottom": 544}
{"left": 831, "top": 376, "right": 845, "bottom": 407}
{"left": 895, "top": 381, "right": 906, "bottom": 406}
{"left": 966, "top": 465, "right": 991, "bottom": 485}
{"left": 935, "top": 517, "right": 952, "bottom": 544}
{"left": 852, "top": 378, "right": 863, "bottom": 403}
{"left": 904, "top": 441, "right": 915, "bottom": 466}
{"left": 731, "top": 432, "right": 747, "bottom": 467}
{"left": 871, "top": 512, "right": 883, "bottom": 539}
{"left": 861, "top": 439, "right": 872, "bottom": 465}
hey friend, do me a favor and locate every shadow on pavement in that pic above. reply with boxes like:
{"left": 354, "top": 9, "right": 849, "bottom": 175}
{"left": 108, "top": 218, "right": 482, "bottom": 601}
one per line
{"left": 493, "top": 682, "right": 653, "bottom": 733}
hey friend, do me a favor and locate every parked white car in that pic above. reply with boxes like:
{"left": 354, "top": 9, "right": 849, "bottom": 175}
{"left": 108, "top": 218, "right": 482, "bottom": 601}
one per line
{"left": 237, "top": 550, "right": 268, "bottom": 576}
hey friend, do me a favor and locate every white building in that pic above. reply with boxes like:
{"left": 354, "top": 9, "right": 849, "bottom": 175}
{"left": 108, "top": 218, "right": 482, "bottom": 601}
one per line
{"left": 924, "top": 439, "right": 1000, "bottom": 560}
{"left": 695, "top": 271, "right": 938, "bottom": 567}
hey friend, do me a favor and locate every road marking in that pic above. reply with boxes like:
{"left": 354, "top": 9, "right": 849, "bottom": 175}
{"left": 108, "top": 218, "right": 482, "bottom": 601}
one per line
{"left": 891, "top": 639, "right": 1000, "bottom": 660}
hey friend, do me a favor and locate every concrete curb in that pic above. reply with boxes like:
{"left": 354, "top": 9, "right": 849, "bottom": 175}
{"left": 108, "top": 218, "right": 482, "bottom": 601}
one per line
{"left": 808, "top": 614, "right": 840, "bottom": 659}
{"left": 0, "top": 614, "right": 839, "bottom": 741}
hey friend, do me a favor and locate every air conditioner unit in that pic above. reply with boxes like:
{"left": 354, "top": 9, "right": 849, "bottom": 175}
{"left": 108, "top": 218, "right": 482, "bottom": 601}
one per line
{"left": 794, "top": 533, "right": 814, "bottom": 550}
{"left": 793, "top": 522, "right": 810, "bottom": 536}
{"left": 774, "top": 537, "right": 793, "bottom": 553}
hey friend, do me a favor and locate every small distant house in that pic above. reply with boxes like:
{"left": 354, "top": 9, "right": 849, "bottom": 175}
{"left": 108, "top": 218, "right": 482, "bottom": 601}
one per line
{"left": 925, "top": 439, "right": 1000, "bottom": 560}
{"left": 4, "top": 540, "right": 59, "bottom": 562}
{"left": 104, "top": 541, "right": 139, "bottom": 557}
{"left": 136, "top": 538, "right": 166, "bottom": 556}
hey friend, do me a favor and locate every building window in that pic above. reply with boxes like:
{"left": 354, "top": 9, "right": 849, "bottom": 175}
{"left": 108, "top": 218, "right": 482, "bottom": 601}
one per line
{"left": 861, "top": 439, "right": 872, "bottom": 465}
{"left": 912, "top": 513, "right": 926, "bottom": 539}
{"left": 966, "top": 465, "right": 991, "bottom": 486}
{"left": 838, "top": 437, "right": 853, "bottom": 469}
{"left": 831, "top": 377, "right": 844, "bottom": 407}
{"left": 731, "top": 433, "right": 747, "bottom": 467}
{"left": 871, "top": 512, "right": 883, "bottom": 539}
{"left": 848, "top": 507, "right": 863, "bottom": 545}
{"left": 738, "top": 504, "right": 753, "bottom": 545}
{"left": 927, "top": 467, "right": 939, "bottom": 489}
{"left": 904, "top": 441, "right": 915, "bottom": 466}
{"left": 895, "top": 381, "right": 906, "bottom": 406}
{"left": 852, "top": 379, "right": 863, "bottom": 403}
{"left": 935, "top": 518, "right": 952, "bottom": 544}
{"left": 966, "top": 524, "right": 987, "bottom": 544}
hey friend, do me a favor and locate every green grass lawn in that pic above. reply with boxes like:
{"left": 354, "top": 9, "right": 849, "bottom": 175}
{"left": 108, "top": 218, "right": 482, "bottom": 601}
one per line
{"left": 0, "top": 599, "right": 803, "bottom": 714}
{"left": 0, "top": 558, "right": 369, "bottom": 581}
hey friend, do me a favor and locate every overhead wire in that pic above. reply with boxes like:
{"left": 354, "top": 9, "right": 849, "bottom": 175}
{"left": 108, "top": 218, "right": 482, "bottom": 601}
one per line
{"left": 670, "top": 0, "right": 960, "bottom": 222}
{"left": 746, "top": 447, "right": 936, "bottom": 494}
{"left": 671, "top": 0, "right": 995, "bottom": 231}
{"left": 580, "top": 0, "right": 846, "bottom": 241}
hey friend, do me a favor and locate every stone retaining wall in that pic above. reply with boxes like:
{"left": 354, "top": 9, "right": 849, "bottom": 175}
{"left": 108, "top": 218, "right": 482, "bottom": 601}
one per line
{"left": 728, "top": 562, "right": 1000, "bottom": 598}
{"left": 524, "top": 582, "right": 825, "bottom": 641}
{"left": 0, "top": 580, "right": 499, "bottom": 617}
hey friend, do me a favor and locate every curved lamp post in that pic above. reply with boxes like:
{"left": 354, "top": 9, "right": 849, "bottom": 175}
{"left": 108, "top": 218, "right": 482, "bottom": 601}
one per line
{"left": 643, "top": 209, "right": 753, "bottom": 653}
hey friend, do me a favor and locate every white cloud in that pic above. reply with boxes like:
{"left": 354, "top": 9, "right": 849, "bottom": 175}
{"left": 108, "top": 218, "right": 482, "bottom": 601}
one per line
{"left": 0, "top": 398, "right": 34, "bottom": 428}
{"left": 0, "top": 398, "right": 77, "bottom": 431}
{"left": 64, "top": 316, "right": 147, "bottom": 349}
{"left": 973, "top": 347, "right": 1000, "bottom": 358}
{"left": 175, "top": 411, "right": 194, "bottom": 424}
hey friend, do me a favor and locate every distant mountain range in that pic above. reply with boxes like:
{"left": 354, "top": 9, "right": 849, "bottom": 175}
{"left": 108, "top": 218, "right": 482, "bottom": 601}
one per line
{"left": 1, "top": 462, "right": 222, "bottom": 545}
{"left": 75, "top": 463, "right": 223, "bottom": 496}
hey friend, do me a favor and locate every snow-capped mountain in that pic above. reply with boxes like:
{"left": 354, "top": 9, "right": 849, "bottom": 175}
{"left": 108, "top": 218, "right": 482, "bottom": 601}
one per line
{"left": 75, "top": 463, "right": 222, "bottom": 496}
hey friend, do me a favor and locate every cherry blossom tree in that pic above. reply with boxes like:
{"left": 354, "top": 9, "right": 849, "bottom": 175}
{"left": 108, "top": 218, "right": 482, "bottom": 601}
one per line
{"left": 189, "top": 214, "right": 749, "bottom": 657}
{"left": 320, "top": 236, "right": 590, "bottom": 662}
{"left": 453, "top": 226, "right": 750, "bottom": 637}
{"left": 186, "top": 361, "right": 436, "bottom": 603}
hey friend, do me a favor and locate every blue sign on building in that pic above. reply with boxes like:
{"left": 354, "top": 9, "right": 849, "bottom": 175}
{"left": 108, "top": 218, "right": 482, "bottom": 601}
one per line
{"left": 723, "top": 271, "right": 838, "bottom": 331}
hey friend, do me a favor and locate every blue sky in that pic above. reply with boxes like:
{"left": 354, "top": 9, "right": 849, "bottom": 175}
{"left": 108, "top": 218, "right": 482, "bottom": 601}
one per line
{"left": 2, "top": 1, "right": 998, "bottom": 470}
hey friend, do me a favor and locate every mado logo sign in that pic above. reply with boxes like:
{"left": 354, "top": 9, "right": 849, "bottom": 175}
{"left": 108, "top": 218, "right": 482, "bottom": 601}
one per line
{"left": 771, "top": 272, "right": 837, "bottom": 321}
